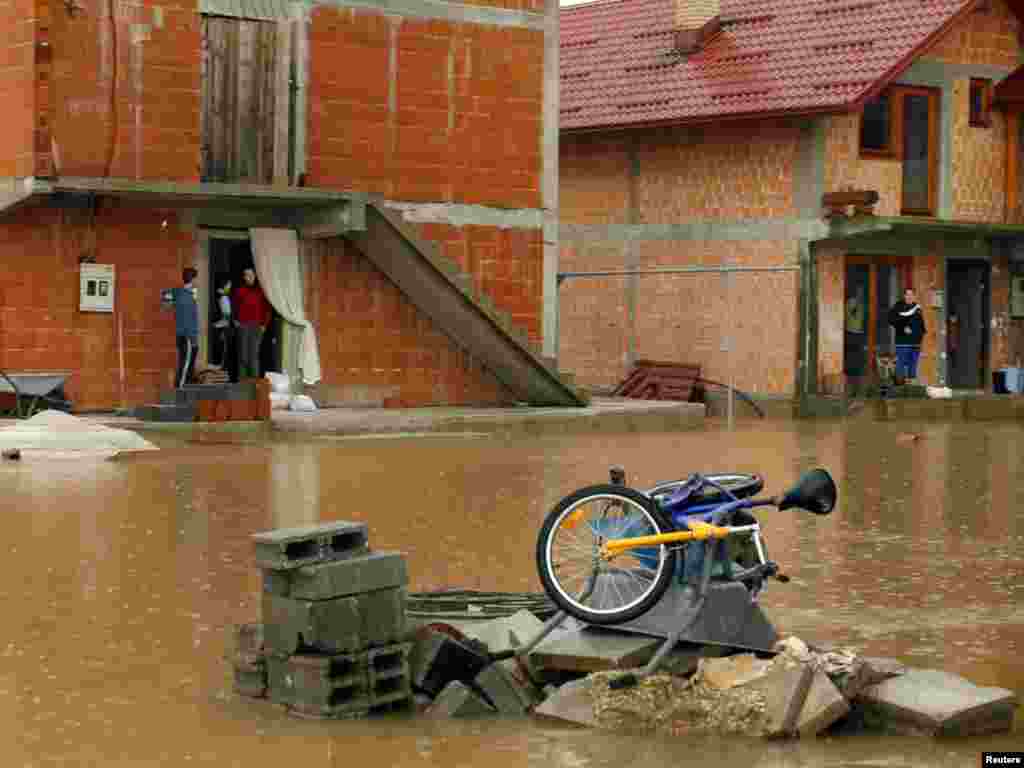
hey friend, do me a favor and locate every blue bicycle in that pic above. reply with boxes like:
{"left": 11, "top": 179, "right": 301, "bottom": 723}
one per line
{"left": 535, "top": 468, "right": 836, "bottom": 627}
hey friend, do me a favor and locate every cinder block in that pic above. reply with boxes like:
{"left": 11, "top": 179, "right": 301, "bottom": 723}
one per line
{"left": 235, "top": 623, "right": 264, "bottom": 656}
{"left": 359, "top": 587, "right": 407, "bottom": 648}
{"left": 253, "top": 521, "right": 369, "bottom": 571}
{"left": 262, "top": 551, "right": 407, "bottom": 599}
{"left": 474, "top": 662, "right": 542, "bottom": 715}
{"left": 425, "top": 681, "right": 497, "bottom": 718}
{"left": 367, "top": 642, "right": 412, "bottom": 685}
{"left": 233, "top": 653, "right": 267, "bottom": 699}
{"left": 262, "top": 593, "right": 362, "bottom": 657}
{"left": 410, "top": 630, "right": 491, "bottom": 698}
{"left": 267, "top": 652, "right": 369, "bottom": 714}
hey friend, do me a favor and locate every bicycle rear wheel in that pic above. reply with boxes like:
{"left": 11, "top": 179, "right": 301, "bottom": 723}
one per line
{"left": 536, "top": 484, "right": 677, "bottom": 626}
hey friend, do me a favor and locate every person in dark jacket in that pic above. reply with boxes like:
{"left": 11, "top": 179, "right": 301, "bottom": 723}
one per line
{"left": 172, "top": 267, "right": 200, "bottom": 388}
{"left": 233, "top": 267, "right": 272, "bottom": 380}
{"left": 888, "top": 288, "right": 926, "bottom": 383}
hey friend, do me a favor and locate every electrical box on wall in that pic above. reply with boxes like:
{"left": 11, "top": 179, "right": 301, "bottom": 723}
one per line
{"left": 80, "top": 264, "right": 115, "bottom": 313}
{"left": 1012, "top": 276, "right": 1024, "bottom": 319}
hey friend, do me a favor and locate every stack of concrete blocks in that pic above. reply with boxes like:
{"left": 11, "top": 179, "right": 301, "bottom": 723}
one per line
{"left": 234, "top": 521, "right": 413, "bottom": 719}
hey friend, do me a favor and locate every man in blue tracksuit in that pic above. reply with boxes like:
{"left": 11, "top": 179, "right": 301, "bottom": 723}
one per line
{"left": 173, "top": 268, "right": 199, "bottom": 388}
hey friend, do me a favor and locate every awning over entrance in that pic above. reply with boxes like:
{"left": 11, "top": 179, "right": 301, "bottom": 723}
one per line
{"left": 825, "top": 215, "right": 1024, "bottom": 242}
{"left": 0, "top": 176, "right": 367, "bottom": 239}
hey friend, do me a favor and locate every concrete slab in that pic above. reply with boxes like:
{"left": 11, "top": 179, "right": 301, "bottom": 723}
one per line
{"left": 474, "top": 662, "right": 541, "bottom": 715}
{"left": 453, "top": 609, "right": 545, "bottom": 656}
{"left": 262, "top": 551, "right": 408, "bottom": 599}
{"left": 532, "top": 678, "right": 597, "bottom": 728}
{"left": 856, "top": 668, "right": 1017, "bottom": 737}
{"left": 796, "top": 668, "right": 849, "bottom": 737}
{"left": 252, "top": 521, "right": 369, "bottom": 571}
{"left": 529, "top": 628, "right": 663, "bottom": 673}
{"left": 424, "top": 681, "right": 496, "bottom": 718}
{"left": 750, "top": 663, "right": 814, "bottom": 739}
{"left": 269, "top": 397, "right": 705, "bottom": 438}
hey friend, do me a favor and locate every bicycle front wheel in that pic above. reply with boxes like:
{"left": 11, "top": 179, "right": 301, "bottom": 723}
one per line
{"left": 536, "top": 484, "right": 677, "bottom": 626}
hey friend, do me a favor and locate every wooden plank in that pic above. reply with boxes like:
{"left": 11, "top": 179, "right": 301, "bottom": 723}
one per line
{"left": 260, "top": 22, "right": 278, "bottom": 185}
{"left": 273, "top": 19, "right": 292, "bottom": 186}
{"left": 236, "top": 20, "right": 256, "bottom": 182}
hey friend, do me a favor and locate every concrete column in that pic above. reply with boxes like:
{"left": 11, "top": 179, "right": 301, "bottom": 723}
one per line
{"left": 542, "top": 0, "right": 559, "bottom": 360}
{"left": 291, "top": 4, "right": 310, "bottom": 186}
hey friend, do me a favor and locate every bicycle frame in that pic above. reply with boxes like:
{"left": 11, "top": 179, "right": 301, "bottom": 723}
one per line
{"left": 603, "top": 492, "right": 769, "bottom": 563}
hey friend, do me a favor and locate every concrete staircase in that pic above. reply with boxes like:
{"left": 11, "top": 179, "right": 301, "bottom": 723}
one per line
{"left": 348, "top": 203, "right": 588, "bottom": 407}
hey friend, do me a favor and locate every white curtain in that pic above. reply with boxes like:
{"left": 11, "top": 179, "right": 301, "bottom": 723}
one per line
{"left": 249, "top": 228, "right": 321, "bottom": 385}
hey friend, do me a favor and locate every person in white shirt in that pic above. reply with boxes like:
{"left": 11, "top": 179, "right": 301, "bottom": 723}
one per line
{"left": 213, "top": 275, "right": 236, "bottom": 380}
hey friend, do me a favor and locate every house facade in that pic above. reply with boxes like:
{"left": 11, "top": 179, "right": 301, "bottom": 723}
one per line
{"left": 0, "top": 0, "right": 575, "bottom": 412}
{"left": 558, "top": 0, "right": 1024, "bottom": 399}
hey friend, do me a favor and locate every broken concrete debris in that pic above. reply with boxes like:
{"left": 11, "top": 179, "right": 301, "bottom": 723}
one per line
{"left": 231, "top": 522, "right": 1016, "bottom": 736}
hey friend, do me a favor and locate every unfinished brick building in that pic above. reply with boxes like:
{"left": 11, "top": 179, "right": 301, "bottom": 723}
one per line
{"left": 0, "top": 0, "right": 582, "bottom": 411}
{"left": 559, "top": 0, "right": 1024, "bottom": 399}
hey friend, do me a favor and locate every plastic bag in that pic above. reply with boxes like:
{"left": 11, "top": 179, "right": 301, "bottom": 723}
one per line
{"left": 289, "top": 394, "right": 317, "bottom": 412}
{"left": 265, "top": 371, "right": 291, "bottom": 395}
{"left": 269, "top": 392, "right": 291, "bottom": 411}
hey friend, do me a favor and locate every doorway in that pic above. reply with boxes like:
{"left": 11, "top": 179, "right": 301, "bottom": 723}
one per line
{"left": 207, "top": 237, "right": 283, "bottom": 381}
{"left": 946, "top": 261, "right": 990, "bottom": 390}
{"left": 844, "top": 255, "right": 913, "bottom": 391}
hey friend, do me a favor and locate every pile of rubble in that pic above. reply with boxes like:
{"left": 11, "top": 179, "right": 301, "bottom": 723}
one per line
{"left": 538, "top": 636, "right": 1018, "bottom": 738}
{"left": 231, "top": 522, "right": 1017, "bottom": 737}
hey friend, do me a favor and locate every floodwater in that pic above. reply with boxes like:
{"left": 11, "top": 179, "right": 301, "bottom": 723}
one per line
{"left": 2, "top": 417, "right": 1023, "bottom": 767}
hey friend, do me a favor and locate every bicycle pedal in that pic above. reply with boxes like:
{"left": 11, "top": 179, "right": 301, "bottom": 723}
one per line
{"left": 608, "top": 673, "right": 638, "bottom": 690}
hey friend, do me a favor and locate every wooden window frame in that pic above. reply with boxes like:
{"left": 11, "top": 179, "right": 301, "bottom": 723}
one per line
{"left": 859, "top": 91, "right": 897, "bottom": 159}
{"left": 898, "top": 85, "right": 940, "bottom": 217}
{"left": 969, "top": 78, "right": 993, "bottom": 128}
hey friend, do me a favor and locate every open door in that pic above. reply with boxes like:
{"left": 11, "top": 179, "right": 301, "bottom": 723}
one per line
{"left": 844, "top": 255, "right": 913, "bottom": 392}
{"left": 946, "top": 261, "right": 990, "bottom": 390}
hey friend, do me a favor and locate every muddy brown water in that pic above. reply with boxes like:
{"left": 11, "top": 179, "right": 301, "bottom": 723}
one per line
{"left": 2, "top": 418, "right": 1023, "bottom": 766}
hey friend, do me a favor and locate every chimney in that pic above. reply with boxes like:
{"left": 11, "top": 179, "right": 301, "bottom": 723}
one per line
{"left": 675, "top": 0, "right": 721, "bottom": 55}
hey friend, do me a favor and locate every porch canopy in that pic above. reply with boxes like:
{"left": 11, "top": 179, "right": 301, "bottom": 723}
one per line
{"left": 0, "top": 176, "right": 367, "bottom": 239}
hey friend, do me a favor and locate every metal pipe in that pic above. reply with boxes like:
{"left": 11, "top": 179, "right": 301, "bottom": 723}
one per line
{"left": 557, "top": 265, "right": 799, "bottom": 283}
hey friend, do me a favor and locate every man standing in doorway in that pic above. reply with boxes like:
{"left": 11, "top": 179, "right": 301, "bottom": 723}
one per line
{"left": 888, "top": 287, "right": 926, "bottom": 384}
{"left": 234, "top": 267, "right": 272, "bottom": 381}
{"left": 173, "top": 267, "right": 200, "bottom": 388}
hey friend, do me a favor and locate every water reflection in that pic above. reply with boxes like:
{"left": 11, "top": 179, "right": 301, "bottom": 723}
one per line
{"left": 1, "top": 419, "right": 1021, "bottom": 765}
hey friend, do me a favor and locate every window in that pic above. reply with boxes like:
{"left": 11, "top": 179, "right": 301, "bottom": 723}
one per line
{"left": 969, "top": 78, "right": 993, "bottom": 127}
{"left": 859, "top": 86, "right": 940, "bottom": 215}
{"left": 860, "top": 93, "right": 892, "bottom": 154}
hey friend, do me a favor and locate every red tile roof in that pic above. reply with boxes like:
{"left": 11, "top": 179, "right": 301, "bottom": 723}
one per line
{"left": 560, "top": 0, "right": 979, "bottom": 131}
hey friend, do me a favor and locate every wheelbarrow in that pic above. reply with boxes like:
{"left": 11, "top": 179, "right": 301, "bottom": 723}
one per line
{"left": 0, "top": 371, "right": 72, "bottom": 419}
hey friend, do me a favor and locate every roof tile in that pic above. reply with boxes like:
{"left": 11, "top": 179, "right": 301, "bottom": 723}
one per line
{"left": 560, "top": 0, "right": 975, "bottom": 130}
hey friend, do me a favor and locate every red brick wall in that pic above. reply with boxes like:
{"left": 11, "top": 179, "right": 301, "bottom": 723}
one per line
{"left": 0, "top": 202, "right": 193, "bottom": 410}
{"left": 413, "top": 221, "right": 543, "bottom": 340}
{"left": 307, "top": 7, "right": 543, "bottom": 208}
{"left": 305, "top": 237, "right": 515, "bottom": 407}
{"left": 558, "top": 121, "right": 803, "bottom": 395}
{"left": 0, "top": 0, "right": 38, "bottom": 177}
{"left": 559, "top": 239, "right": 798, "bottom": 395}
{"left": 49, "top": 0, "right": 200, "bottom": 180}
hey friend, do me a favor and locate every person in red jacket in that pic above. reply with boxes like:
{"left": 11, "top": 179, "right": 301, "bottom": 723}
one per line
{"left": 233, "top": 267, "right": 272, "bottom": 380}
